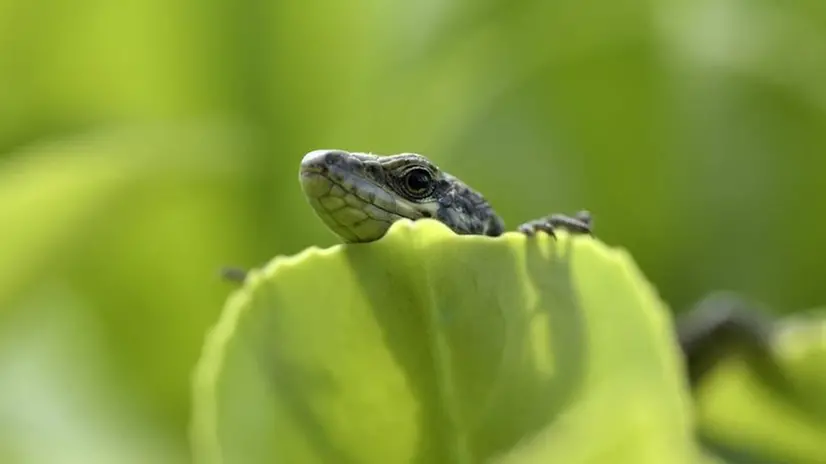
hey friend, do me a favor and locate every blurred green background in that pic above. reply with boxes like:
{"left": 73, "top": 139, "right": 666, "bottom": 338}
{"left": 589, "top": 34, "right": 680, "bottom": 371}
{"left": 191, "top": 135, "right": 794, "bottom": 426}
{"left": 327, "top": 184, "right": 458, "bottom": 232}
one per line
{"left": 1, "top": 0, "right": 824, "bottom": 462}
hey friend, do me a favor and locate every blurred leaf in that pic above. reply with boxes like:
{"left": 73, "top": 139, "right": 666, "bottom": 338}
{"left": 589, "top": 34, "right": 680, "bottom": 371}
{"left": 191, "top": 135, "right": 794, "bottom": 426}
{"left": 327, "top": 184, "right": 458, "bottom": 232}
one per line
{"left": 0, "top": 122, "right": 253, "bottom": 453}
{"left": 0, "top": 134, "right": 134, "bottom": 311}
{"left": 0, "top": 284, "right": 185, "bottom": 464}
{"left": 695, "top": 309, "right": 826, "bottom": 464}
{"left": 192, "top": 219, "right": 699, "bottom": 464}
{"left": 0, "top": 123, "right": 245, "bottom": 310}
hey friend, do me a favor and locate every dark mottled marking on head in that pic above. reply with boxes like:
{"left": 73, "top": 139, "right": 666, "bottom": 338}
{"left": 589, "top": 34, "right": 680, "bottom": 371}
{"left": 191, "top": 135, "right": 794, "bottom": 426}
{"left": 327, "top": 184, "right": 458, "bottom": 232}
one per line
{"left": 324, "top": 151, "right": 343, "bottom": 165}
{"left": 433, "top": 173, "right": 505, "bottom": 236}
{"left": 353, "top": 152, "right": 507, "bottom": 236}
{"left": 365, "top": 162, "right": 385, "bottom": 184}
{"left": 303, "top": 149, "right": 507, "bottom": 238}
{"left": 302, "top": 149, "right": 593, "bottom": 244}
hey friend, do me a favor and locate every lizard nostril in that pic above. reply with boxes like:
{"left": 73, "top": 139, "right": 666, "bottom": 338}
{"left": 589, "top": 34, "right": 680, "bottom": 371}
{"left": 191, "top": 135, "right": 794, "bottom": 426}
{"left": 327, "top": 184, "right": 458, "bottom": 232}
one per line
{"left": 324, "top": 151, "right": 342, "bottom": 165}
{"left": 302, "top": 149, "right": 347, "bottom": 171}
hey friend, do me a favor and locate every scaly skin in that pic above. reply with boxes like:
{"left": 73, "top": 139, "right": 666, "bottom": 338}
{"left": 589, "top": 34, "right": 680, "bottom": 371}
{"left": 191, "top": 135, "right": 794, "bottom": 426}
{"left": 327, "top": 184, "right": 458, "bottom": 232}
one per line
{"left": 298, "top": 149, "right": 592, "bottom": 242}
{"left": 223, "top": 149, "right": 780, "bottom": 391}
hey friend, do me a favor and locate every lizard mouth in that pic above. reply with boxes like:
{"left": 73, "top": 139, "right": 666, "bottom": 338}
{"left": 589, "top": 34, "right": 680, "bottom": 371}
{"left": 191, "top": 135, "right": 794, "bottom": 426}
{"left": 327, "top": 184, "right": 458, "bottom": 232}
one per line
{"left": 298, "top": 149, "right": 413, "bottom": 242}
{"left": 298, "top": 149, "right": 336, "bottom": 198}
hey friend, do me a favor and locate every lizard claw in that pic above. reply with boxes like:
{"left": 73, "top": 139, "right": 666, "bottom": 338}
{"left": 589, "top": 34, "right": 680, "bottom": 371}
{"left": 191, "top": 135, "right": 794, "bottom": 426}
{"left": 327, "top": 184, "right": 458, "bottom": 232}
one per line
{"left": 516, "top": 210, "right": 593, "bottom": 238}
{"left": 518, "top": 220, "right": 557, "bottom": 238}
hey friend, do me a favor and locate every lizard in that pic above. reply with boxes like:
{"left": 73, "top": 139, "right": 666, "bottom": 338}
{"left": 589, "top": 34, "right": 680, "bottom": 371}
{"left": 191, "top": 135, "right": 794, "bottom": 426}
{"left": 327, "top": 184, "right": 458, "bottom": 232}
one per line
{"left": 295, "top": 149, "right": 593, "bottom": 243}
{"left": 223, "top": 148, "right": 782, "bottom": 389}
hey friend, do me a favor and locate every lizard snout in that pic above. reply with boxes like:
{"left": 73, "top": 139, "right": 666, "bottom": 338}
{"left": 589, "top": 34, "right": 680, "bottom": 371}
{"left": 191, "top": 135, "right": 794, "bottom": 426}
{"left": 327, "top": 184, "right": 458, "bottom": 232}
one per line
{"left": 301, "top": 149, "right": 347, "bottom": 173}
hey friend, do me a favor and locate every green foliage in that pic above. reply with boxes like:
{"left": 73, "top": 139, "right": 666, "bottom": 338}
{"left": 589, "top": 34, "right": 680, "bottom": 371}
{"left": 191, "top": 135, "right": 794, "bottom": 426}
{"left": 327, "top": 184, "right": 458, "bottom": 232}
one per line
{"left": 191, "top": 220, "right": 826, "bottom": 464}
{"left": 2, "top": 0, "right": 826, "bottom": 462}
{"left": 192, "top": 220, "right": 700, "bottom": 464}
{"left": 695, "top": 312, "right": 826, "bottom": 463}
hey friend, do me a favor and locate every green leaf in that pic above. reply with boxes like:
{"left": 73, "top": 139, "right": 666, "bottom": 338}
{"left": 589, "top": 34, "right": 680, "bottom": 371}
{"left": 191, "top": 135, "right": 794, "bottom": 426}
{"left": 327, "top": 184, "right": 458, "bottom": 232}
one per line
{"left": 192, "top": 219, "right": 701, "bottom": 464}
{"left": 695, "top": 310, "right": 826, "bottom": 464}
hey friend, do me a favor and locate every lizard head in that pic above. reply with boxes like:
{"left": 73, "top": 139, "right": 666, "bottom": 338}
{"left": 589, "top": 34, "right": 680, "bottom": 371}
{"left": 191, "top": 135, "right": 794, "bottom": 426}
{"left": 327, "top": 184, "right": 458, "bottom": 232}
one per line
{"left": 300, "top": 149, "right": 504, "bottom": 242}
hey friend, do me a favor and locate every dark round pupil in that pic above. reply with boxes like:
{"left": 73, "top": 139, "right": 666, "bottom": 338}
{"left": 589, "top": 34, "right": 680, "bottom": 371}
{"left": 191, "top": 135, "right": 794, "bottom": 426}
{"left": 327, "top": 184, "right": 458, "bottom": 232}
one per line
{"left": 406, "top": 170, "right": 431, "bottom": 192}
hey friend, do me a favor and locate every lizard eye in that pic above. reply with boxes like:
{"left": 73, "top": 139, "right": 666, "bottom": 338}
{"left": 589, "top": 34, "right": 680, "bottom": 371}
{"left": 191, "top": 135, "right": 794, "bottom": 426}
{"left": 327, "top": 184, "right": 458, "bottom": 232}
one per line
{"left": 401, "top": 167, "right": 434, "bottom": 199}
